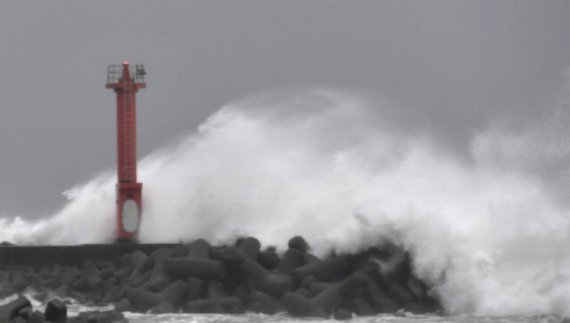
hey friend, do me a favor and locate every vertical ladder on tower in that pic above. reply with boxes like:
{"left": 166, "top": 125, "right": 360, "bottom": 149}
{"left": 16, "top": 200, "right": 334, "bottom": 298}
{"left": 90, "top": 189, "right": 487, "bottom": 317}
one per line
{"left": 123, "top": 79, "right": 133, "bottom": 182}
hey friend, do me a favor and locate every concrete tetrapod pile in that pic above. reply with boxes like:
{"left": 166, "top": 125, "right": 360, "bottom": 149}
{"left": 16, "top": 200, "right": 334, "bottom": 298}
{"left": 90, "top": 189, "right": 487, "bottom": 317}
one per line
{"left": 0, "top": 236, "right": 440, "bottom": 321}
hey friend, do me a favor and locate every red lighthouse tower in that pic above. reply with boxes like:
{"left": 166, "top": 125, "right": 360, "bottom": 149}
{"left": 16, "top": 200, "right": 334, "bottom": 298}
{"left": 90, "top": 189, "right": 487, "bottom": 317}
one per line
{"left": 106, "top": 62, "right": 146, "bottom": 243}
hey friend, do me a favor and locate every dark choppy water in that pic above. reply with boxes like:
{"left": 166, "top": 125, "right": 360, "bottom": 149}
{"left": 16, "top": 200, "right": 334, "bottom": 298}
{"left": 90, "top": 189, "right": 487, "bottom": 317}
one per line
{"left": 1, "top": 292, "right": 565, "bottom": 323}
{"left": 124, "top": 313, "right": 563, "bottom": 323}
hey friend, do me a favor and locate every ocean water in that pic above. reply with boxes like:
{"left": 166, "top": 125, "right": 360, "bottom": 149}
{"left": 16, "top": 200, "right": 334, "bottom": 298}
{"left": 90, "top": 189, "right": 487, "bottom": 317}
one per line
{"left": 1, "top": 89, "right": 570, "bottom": 317}
{"left": 2, "top": 293, "right": 564, "bottom": 323}
{"left": 122, "top": 313, "right": 563, "bottom": 323}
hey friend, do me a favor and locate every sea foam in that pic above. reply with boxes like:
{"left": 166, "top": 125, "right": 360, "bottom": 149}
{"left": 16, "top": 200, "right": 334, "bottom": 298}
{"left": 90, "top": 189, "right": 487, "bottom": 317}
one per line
{"left": 1, "top": 89, "right": 570, "bottom": 315}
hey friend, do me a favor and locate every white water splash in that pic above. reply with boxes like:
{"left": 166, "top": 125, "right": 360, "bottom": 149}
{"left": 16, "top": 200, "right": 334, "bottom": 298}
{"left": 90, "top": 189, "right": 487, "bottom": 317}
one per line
{"left": 1, "top": 88, "right": 570, "bottom": 316}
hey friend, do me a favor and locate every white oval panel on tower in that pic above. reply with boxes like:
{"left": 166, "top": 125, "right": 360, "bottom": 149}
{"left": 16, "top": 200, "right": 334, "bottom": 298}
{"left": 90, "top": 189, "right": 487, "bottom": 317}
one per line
{"left": 121, "top": 199, "right": 139, "bottom": 233}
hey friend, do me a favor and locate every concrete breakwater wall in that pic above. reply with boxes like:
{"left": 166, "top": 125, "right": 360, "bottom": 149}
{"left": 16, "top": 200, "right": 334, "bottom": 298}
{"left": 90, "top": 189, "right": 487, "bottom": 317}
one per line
{"left": 0, "top": 244, "right": 176, "bottom": 268}
{"left": 0, "top": 237, "right": 441, "bottom": 319}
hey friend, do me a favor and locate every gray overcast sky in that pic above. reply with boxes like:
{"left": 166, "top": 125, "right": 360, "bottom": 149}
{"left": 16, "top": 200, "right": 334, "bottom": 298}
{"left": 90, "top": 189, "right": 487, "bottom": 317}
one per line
{"left": 1, "top": 1, "right": 570, "bottom": 218}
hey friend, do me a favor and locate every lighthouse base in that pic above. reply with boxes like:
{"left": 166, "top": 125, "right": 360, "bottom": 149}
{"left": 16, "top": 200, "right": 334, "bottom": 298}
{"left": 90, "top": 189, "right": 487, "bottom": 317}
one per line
{"left": 116, "top": 182, "right": 142, "bottom": 242}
